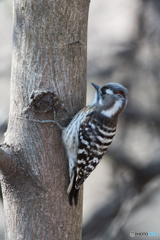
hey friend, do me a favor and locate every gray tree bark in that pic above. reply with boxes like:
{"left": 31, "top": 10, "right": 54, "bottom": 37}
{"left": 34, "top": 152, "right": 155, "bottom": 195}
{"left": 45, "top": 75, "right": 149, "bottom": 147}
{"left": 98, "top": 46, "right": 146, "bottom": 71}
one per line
{"left": 0, "top": 0, "right": 90, "bottom": 239}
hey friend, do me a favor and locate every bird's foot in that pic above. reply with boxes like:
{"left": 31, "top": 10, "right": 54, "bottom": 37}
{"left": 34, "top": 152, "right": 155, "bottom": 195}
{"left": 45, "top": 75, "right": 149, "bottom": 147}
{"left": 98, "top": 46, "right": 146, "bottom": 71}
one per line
{"left": 38, "top": 119, "right": 65, "bottom": 130}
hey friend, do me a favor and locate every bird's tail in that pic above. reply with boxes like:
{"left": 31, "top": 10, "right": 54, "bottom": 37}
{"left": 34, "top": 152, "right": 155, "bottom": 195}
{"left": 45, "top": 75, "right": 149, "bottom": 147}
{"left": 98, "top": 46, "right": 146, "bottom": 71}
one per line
{"left": 68, "top": 172, "right": 80, "bottom": 206}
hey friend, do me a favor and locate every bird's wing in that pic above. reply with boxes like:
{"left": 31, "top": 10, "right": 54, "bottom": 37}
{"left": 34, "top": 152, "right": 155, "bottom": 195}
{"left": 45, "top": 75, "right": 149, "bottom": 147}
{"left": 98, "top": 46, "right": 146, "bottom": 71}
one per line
{"left": 75, "top": 112, "right": 116, "bottom": 189}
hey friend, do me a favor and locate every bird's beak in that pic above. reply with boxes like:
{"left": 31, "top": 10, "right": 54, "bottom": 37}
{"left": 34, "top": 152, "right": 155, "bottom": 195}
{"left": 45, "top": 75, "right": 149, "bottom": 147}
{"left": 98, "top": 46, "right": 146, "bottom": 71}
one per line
{"left": 91, "top": 83, "right": 100, "bottom": 92}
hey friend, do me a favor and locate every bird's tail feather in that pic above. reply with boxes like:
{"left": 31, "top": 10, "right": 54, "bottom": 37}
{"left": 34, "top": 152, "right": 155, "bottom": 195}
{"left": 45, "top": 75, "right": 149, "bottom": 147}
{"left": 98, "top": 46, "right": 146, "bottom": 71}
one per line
{"left": 68, "top": 173, "right": 80, "bottom": 206}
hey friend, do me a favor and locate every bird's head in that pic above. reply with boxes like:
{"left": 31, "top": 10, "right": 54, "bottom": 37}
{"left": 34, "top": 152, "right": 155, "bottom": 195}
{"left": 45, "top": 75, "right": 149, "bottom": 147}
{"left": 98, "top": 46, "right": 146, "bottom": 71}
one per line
{"left": 91, "top": 82, "right": 128, "bottom": 118}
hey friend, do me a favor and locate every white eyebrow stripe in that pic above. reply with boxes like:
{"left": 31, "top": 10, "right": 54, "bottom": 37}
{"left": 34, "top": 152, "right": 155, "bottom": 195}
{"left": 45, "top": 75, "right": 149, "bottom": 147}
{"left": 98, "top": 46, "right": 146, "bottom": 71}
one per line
{"left": 106, "top": 89, "right": 113, "bottom": 95}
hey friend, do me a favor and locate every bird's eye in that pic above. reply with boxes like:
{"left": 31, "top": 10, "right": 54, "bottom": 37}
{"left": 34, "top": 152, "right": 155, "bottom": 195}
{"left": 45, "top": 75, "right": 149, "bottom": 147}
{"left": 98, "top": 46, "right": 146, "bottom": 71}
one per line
{"left": 101, "top": 89, "right": 106, "bottom": 95}
{"left": 116, "top": 91, "right": 123, "bottom": 96}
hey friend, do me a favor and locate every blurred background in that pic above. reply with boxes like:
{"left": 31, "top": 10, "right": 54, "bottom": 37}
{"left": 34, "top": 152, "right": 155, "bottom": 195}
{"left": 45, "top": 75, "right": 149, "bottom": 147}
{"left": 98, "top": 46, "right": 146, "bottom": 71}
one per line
{"left": 0, "top": 0, "right": 160, "bottom": 239}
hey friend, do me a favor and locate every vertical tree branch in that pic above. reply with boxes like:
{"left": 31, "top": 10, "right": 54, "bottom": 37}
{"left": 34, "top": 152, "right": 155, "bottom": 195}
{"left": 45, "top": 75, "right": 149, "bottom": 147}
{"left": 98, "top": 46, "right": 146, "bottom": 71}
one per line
{"left": 1, "top": 0, "right": 90, "bottom": 239}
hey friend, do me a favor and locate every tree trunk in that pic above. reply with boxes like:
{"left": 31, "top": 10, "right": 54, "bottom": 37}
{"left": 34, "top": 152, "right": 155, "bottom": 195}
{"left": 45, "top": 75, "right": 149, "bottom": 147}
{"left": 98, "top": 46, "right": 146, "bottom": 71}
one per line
{"left": 0, "top": 0, "right": 90, "bottom": 239}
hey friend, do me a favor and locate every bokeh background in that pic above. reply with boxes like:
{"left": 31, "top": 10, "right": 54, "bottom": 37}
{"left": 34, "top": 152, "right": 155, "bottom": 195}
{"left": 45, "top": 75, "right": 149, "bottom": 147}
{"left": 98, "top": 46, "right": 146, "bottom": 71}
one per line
{"left": 0, "top": 0, "right": 160, "bottom": 239}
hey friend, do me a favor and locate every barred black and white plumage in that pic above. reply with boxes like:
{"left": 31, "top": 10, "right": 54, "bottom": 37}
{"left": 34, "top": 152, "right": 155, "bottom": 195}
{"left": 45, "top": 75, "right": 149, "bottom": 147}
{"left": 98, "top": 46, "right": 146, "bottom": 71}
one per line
{"left": 62, "top": 82, "right": 128, "bottom": 205}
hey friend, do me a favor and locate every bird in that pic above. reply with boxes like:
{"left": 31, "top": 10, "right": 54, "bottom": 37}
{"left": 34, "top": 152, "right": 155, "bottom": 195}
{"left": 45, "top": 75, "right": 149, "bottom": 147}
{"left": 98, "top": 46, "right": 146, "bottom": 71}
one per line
{"left": 62, "top": 82, "right": 128, "bottom": 205}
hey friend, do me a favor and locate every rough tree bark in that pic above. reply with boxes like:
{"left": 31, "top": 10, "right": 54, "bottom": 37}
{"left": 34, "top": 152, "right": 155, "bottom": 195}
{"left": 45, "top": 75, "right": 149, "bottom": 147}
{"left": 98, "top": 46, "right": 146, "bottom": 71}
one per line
{"left": 0, "top": 0, "right": 90, "bottom": 239}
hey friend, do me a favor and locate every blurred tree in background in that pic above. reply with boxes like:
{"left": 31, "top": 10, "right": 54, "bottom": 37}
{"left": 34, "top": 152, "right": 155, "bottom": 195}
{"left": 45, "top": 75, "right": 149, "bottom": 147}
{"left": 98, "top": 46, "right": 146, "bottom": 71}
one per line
{"left": 83, "top": 1, "right": 160, "bottom": 239}
{"left": 0, "top": 0, "right": 160, "bottom": 240}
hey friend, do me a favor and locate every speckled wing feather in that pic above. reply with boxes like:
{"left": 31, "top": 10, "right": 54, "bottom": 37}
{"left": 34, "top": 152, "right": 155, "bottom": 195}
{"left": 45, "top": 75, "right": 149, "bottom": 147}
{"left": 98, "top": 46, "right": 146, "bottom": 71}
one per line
{"left": 75, "top": 111, "right": 117, "bottom": 189}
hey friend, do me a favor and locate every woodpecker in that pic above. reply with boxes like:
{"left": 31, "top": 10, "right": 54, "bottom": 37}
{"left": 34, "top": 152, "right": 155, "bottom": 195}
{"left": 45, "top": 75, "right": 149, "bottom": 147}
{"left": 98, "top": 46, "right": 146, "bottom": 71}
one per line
{"left": 62, "top": 82, "right": 128, "bottom": 205}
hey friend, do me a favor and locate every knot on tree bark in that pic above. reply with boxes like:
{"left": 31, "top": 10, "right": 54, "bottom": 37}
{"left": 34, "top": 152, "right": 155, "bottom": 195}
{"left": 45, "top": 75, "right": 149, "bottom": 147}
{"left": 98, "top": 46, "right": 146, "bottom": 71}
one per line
{"left": 0, "top": 143, "right": 17, "bottom": 176}
{"left": 30, "top": 90, "right": 66, "bottom": 114}
{"left": 0, "top": 143, "right": 45, "bottom": 200}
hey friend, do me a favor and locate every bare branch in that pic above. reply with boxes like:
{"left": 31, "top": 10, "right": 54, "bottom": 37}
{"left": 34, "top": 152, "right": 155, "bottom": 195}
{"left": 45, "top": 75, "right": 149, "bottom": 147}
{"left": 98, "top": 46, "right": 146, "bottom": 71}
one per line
{"left": 102, "top": 192, "right": 138, "bottom": 240}
{"left": 107, "top": 149, "right": 160, "bottom": 187}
